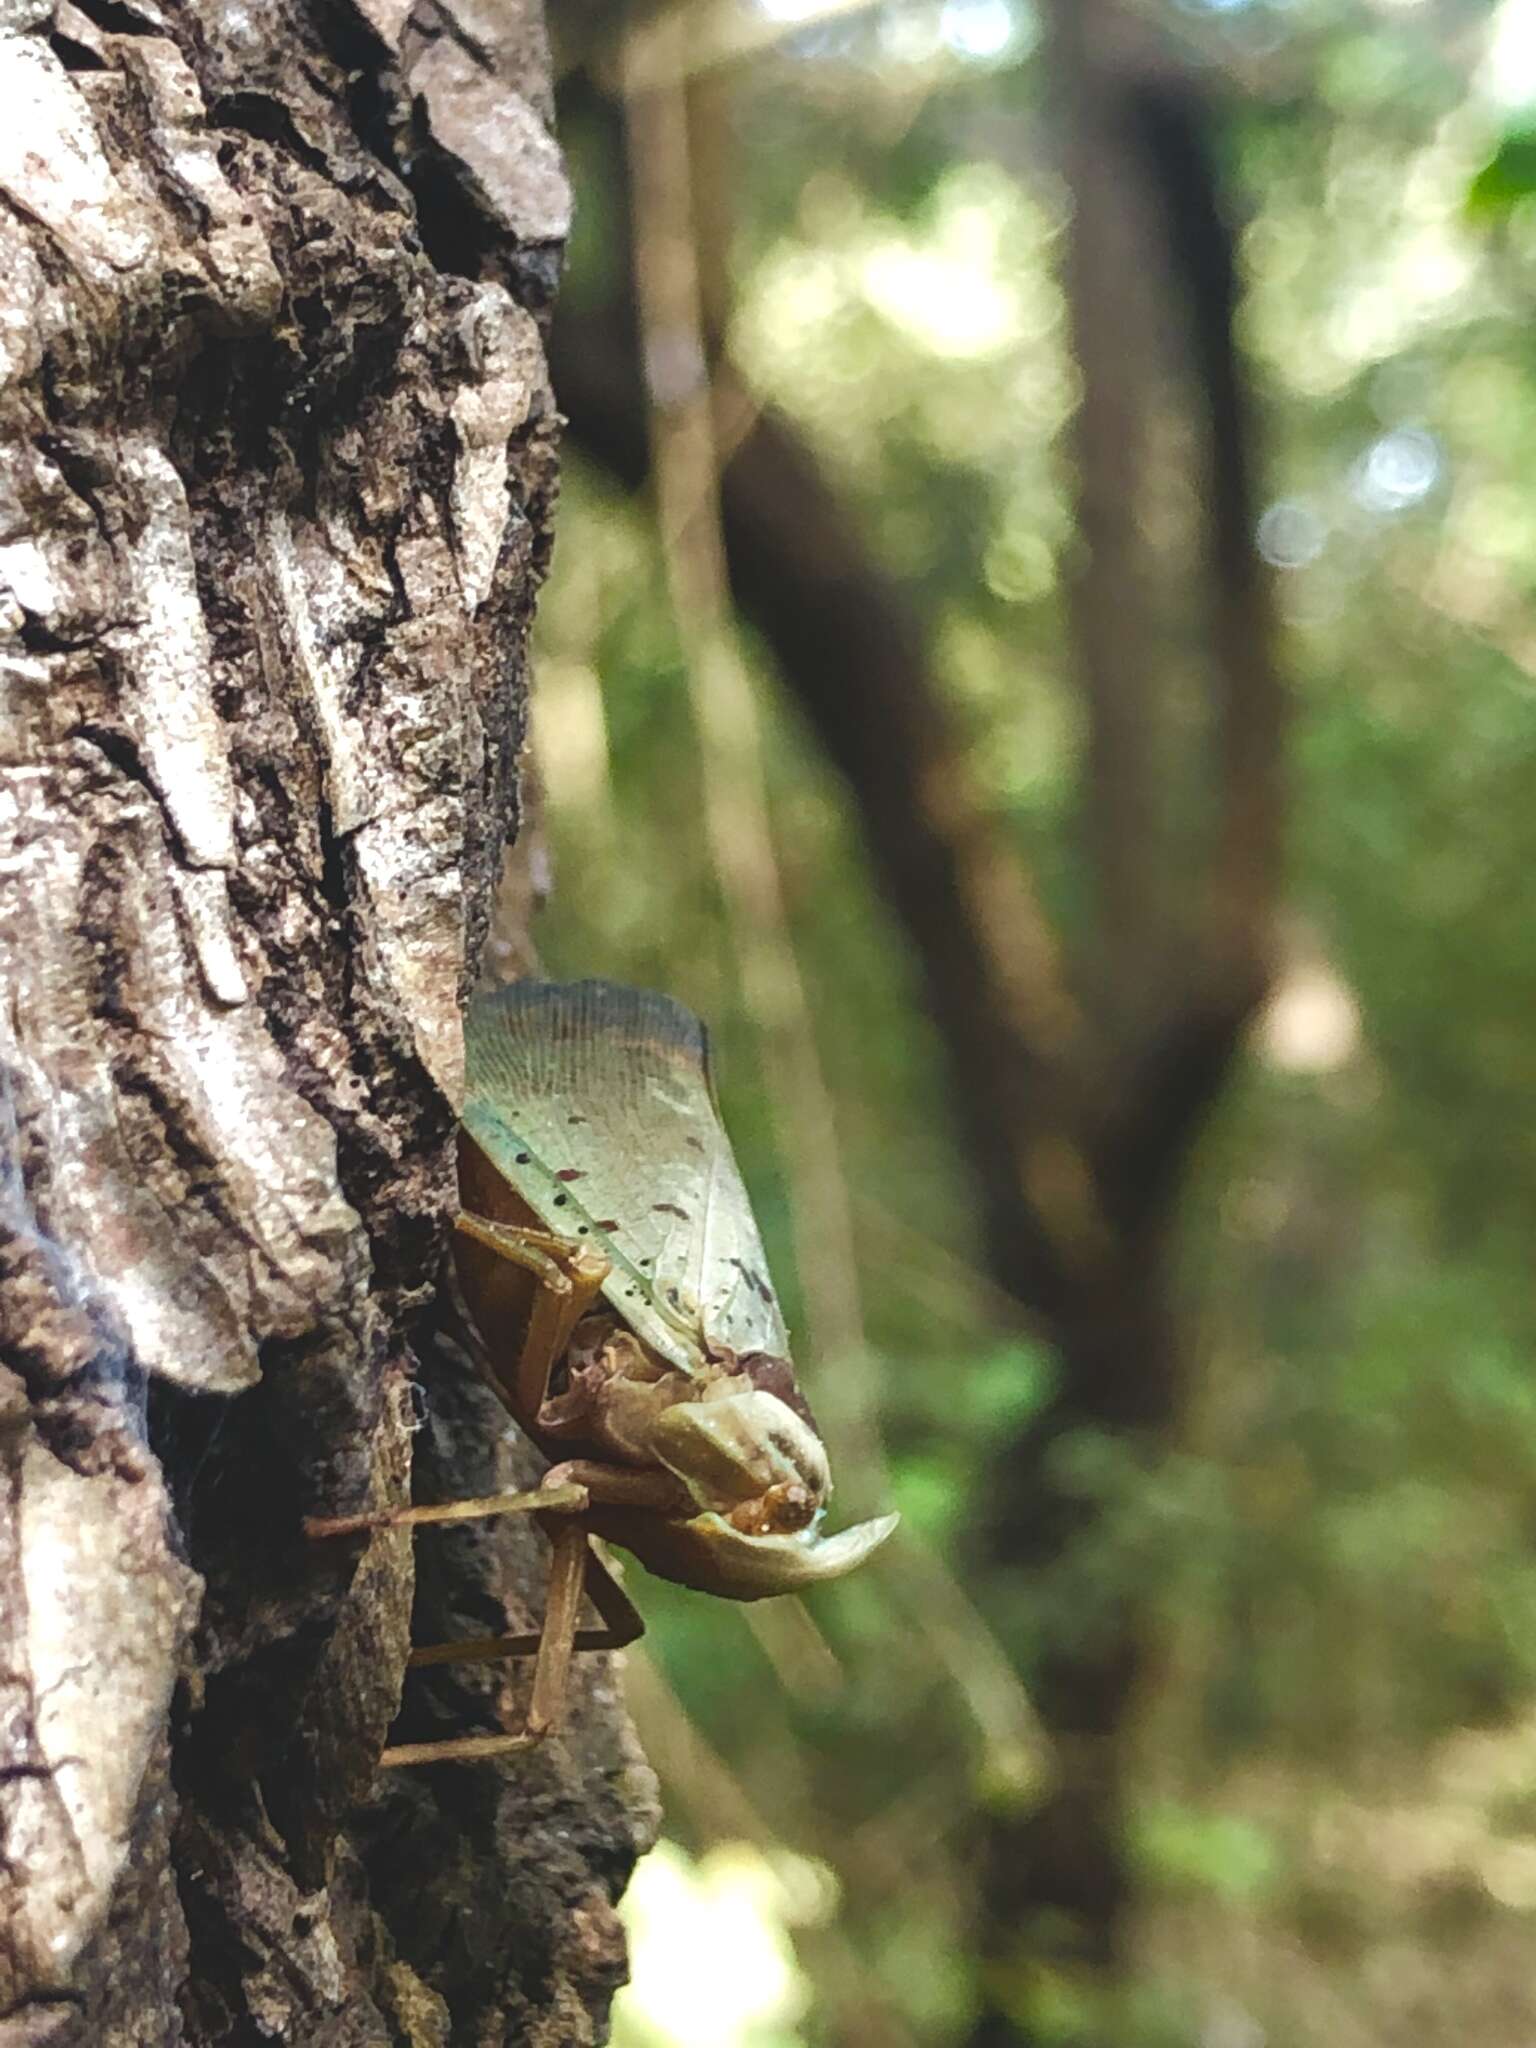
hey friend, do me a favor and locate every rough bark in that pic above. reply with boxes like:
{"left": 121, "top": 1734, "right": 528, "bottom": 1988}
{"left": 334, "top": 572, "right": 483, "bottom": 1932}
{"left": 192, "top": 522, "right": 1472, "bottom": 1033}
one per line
{"left": 0, "top": 1, "right": 657, "bottom": 2041}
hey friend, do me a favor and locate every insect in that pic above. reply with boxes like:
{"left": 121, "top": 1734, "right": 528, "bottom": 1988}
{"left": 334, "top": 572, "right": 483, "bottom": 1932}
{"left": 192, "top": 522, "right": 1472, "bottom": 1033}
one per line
{"left": 309, "top": 979, "right": 897, "bottom": 1767}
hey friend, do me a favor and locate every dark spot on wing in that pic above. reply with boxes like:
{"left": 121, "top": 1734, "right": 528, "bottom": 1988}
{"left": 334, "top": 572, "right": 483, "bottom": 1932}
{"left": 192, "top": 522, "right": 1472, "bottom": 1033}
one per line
{"left": 653, "top": 1202, "right": 690, "bottom": 1220}
{"left": 515, "top": 1152, "right": 530, "bottom": 1164}
{"left": 568, "top": 1114, "right": 588, "bottom": 1125}
{"left": 595, "top": 1219, "right": 621, "bottom": 1233}
{"left": 685, "top": 1136, "right": 706, "bottom": 1152}
{"left": 556, "top": 1168, "right": 586, "bottom": 1182}
{"left": 729, "top": 1256, "right": 776, "bottom": 1306}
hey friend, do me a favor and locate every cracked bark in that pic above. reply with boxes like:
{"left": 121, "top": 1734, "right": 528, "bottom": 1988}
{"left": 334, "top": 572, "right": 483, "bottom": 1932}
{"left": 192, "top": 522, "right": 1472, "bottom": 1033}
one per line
{"left": 0, "top": 1, "right": 658, "bottom": 2042}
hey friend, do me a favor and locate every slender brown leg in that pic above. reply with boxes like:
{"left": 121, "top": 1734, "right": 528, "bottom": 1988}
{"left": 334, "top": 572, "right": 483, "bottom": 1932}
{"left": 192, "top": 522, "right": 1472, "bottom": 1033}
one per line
{"left": 453, "top": 1213, "right": 608, "bottom": 1421}
{"left": 454, "top": 1216, "right": 569, "bottom": 1417}
{"left": 304, "top": 1480, "right": 588, "bottom": 1542}
{"left": 526, "top": 1516, "right": 589, "bottom": 1737}
{"left": 390, "top": 1459, "right": 673, "bottom": 1673}
{"left": 379, "top": 1518, "right": 594, "bottom": 1769}
{"left": 545, "top": 1458, "right": 692, "bottom": 1513}
{"left": 406, "top": 1542, "right": 643, "bottom": 1669}
{"left": 377, "top": 1469, "right": 664, "bottom": 1767}
{"left": 581, "top": 1546, "right": 645, "bottom": 1651}
{"left": 542, "top": 1243, "right": 609, "bottom": 1380}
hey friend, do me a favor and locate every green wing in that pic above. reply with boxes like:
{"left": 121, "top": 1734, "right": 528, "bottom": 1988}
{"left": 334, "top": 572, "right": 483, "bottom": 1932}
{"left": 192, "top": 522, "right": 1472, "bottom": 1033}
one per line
{"left": 463, "top": 981, "right": 791, "bottom": 1377}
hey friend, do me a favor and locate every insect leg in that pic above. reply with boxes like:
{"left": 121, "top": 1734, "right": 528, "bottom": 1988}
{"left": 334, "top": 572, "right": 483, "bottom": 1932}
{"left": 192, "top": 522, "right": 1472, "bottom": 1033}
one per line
{"left": 455, "top": 1214, "right": 572, "bottom": 1414}
{"left": 396, "top": 1482, "right": 651, "bottom": 1672}
{"left": 320, "top": 1467, "right": 679, "bottom": 1599}
{"left": 545, "top": 1458, "right": 693, "bottom": 1513}
{"left": 454, "top": 1213, "right": 609, "bottom": 1418}
{"left": 303, "top": 1479, "right": 588, "bottom": 1541}
{"left": 529, "top": 1230, "right": 610, "bottom": 1382}
{"left": 378, "top": 1523, "right": 590, "bottom": 1770}
{"left": 525, "top": 1514, "right": 588, "bottom": 1738}
{"left": 580, "top": 1543, "right": 644, "bottom": 1651}
{"left": 379, "top": 1530, "right": 637, "bottom": 1769}
{"left": 402, "top": 1554, "right": 640, "bottom": 1665}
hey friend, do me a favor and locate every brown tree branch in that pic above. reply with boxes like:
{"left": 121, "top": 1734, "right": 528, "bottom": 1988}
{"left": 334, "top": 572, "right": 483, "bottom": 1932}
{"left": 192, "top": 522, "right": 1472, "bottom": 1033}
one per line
{"left": 1089, "top": 54, "right": 1286, "bottom": 1230}
{"left": 1052, "top": 0, "right": 1168, "bottom": 1037}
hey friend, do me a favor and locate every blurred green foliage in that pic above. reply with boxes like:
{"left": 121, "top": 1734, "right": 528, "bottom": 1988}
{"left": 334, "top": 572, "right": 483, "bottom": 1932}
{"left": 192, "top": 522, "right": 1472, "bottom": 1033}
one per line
{"left": 545, "top": 1, "right": 1536, "bottom": 2041}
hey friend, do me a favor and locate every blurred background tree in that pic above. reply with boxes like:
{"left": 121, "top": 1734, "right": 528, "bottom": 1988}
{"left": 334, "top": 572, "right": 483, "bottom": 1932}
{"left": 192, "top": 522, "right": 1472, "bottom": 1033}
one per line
{"left": 534, "top": 1, "right": 1536, "bottom": 2042}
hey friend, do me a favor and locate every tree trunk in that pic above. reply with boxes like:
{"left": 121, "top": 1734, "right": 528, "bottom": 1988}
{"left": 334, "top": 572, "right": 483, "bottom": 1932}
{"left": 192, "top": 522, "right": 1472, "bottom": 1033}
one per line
{"left": 970, "top": 1246, "right": 1182, "bottom": 2044}
{"left": 0, "top": 2, "right": 657, "bottom": 2042}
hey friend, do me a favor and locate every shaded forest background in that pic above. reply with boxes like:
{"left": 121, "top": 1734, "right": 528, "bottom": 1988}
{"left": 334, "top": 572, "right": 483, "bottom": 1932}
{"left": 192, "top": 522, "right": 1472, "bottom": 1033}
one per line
{"left": 534, "top": 2, "right": 1536, "bottom": 2044}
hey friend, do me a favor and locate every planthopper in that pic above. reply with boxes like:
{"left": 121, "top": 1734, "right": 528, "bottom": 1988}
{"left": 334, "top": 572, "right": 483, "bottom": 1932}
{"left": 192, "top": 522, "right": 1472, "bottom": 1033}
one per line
{"left": 309, "top": 979, "right": 897, "bottom": 1767}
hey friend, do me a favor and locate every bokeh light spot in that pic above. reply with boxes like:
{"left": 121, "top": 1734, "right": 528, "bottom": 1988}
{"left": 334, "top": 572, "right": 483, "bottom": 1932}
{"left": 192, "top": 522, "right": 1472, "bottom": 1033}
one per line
{"left": 939, "top": 0, "right": 1032, "bottom": 62}
{"left": 614, "top": 1840, "right": 834, "bottom": 2048}
{"left": 1484, "top": 0, "right": 1536, "bottom": 107}
{"left": 1352, "top": 426, "right": 1442, "bottom": 514}
{"left": 1256, "top": 498, "right": 1327, "bottom": 569}
{"left": 1258, "top": 962, "right": 1362, "bottom": 1075}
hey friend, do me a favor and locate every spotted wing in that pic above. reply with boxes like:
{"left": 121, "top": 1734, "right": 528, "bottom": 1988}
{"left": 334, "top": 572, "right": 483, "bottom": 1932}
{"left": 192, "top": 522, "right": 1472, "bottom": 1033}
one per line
{"left": 462, "top": 981, "right": 790, "bottom": 1376}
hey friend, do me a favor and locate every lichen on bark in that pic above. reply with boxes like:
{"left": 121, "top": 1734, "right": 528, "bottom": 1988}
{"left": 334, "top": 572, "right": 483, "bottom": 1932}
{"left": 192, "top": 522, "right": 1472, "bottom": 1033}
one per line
{"left": 0, "top": 0, "right": 657, "bottom": 2038}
